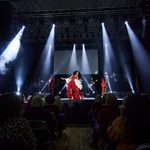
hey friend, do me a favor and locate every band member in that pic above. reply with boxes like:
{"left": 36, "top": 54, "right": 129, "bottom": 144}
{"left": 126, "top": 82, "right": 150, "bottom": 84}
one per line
{"left": 104, "top": 72, "right": 110, "bottom": 92}
{"left": 110, "top": 72, "right": 118, "bottom": 82}
{"left": 110, "top": 72, "right": 118, "bottom": 92}
{"left": 91, "top": 75, "right": 101, "bottom": 95}
{"left": 61, "top": 70, "right": 83, "bottom": 100}
{"left": 101, "top": 77, "right": 106, "bottom": 97}
{"left": 48, "top": 75, "right": 56, "bottom": 95}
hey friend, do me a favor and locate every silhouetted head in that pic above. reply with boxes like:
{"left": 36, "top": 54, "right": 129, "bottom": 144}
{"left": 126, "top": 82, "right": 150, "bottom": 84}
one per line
{"left": 31, "top": 95, "right": 44, "bottom": 107}
{"left": 45, "top": 94, "right": 55, "bottom": 104}
{"left": 0, "top": 92, "right": 23, "bottom": 124}
{"left": 123, "top": 93, "right": 150, "bottom": 144}
{"left": 105, "top": 93, "right": 118, "bottom": 106}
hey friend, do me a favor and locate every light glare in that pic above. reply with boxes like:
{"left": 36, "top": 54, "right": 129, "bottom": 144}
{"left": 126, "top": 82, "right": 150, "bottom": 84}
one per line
{"left": 0, "top": 26, "right": 25, "bottom": 75}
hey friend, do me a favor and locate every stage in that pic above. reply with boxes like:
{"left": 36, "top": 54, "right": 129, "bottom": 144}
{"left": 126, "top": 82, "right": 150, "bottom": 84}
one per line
{"left": 61, "top": 97, "right": 123, "bottom": 101}
{"left": 61, "top": 97, "right": 95, "bottom": 100}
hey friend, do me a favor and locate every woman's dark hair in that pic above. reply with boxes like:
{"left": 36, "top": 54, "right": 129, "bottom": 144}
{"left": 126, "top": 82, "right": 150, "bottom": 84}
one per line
{"left": 0, "top": 92, "right": 22, "bottom": 125}
{"left": 73, "top": 70, "right": 81, "bottom": 78}
{"left": 45, "top": 94, "right": 55, "bottom": 104}
{"left": 123, "top": 94, "right": 150, "bottom": 144}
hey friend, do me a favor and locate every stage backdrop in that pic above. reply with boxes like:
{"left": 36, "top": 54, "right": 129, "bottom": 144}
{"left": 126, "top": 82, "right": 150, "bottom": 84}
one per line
{"left": 54, "top": 49, "right": 98, "bottom": 74}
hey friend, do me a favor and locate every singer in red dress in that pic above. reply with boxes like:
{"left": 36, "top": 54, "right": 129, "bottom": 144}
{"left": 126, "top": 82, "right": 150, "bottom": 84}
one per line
{"left": 62, "top": 70, "right": 83, "bottom": 100}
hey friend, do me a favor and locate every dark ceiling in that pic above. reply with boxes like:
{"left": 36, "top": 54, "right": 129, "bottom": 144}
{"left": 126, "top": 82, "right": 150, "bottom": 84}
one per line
{"left": 0, "top": 0, "right": 145, "bottom": 49}
{"left": 10, "top": 0, "right": 142, "bottom": 11}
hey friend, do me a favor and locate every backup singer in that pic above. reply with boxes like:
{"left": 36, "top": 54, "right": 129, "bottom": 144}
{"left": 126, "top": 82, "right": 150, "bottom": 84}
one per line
{"left": 101, "top": 78, "right": 106, "bottom": 97}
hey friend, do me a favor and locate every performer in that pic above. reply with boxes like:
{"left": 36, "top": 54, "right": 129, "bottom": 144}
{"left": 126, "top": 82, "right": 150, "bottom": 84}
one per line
{"left": 101, "top": 77, "right": 106, "bottom": 97}
{"left": 92, "top": 75, "right": 101, "bottom": 95}
{"left": 48, "top": 75, "right": 56, "bottom": 95}
{"left": 61, "top": 70, "right": 83, "bottom": 100}
{"left": 110, "top": 72, "right": 118, "bottom": 82}
{"left": 110, "top": 72, "right": 118, "bottom": 92}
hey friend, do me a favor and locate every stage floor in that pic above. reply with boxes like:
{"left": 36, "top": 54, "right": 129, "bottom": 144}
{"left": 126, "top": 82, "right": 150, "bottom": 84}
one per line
{"left": 61, "top": 97, "right": 123, "bottom": 101}
{"left": 61, "top": 97, "right": 95, "bottom": 100}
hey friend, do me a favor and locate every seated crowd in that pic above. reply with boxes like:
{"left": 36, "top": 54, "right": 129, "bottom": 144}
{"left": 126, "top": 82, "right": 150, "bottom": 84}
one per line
{"left": 0, "top": 91, "right": 150, "bottom": 150}
{"left": 88, "top": 92, "right": 150, "bottom": 150}
{"left": 0, "top": 92, "right": 66, "bottom": 150}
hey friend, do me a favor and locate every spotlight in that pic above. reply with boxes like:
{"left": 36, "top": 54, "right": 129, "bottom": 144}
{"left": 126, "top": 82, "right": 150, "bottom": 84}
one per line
{"left": 39, "top": 92, "right": 41, "bottom": 94}
{"left": 0, "top": 26, "right": 25, "bottom": 75}
{"left": 52, "top": 24, "right": 55, "bottom": 28}
{"left": 59, "top": 92, "right": 61, "bottom": 94}
{"left": 132, "top": 90, "right": 135, "bottom": 93}
{"left": 16, "top": 91, "right": 20, "bottom": 95}
{"left": 49, "top": 45, "right": 51, "bottom": 50}
{"left": 88, "top": 84, "right": 91, "bottom": 88}
{"left": 101, "top": 22, "right": 104, "bottom": 26}
{"left": 92, "top": 91, "right": 95, "bottom": 94}
{"left": 95, "top": 70, "right": 98, "bottom": 74}
{"left": 125, "top": 21, "right": 128, "bottom": 25}
{"left": 125, "top": 20, "right": 150, "bottom": 93}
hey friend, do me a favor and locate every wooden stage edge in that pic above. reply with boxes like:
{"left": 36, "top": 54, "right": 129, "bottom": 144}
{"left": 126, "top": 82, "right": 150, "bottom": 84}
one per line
{"left": 61, "top": 97, "right": 123, "bottom": 101}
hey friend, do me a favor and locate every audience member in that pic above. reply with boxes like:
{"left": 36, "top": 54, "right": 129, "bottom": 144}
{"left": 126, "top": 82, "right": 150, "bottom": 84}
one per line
{"left": 54, "top": 95, "right": 62, "bottom": 111}
{"left": 0, "top": 92, "right": 37, "bottom": 150}
{"left": 91, "top": 93, "right": 120, "bottom": 148}
{"left": 44, "top": 94, "right": 60, "bottom": 115}
{"left": 44, "top": 94, "right": 66, "bottom": 137}
{"left": 23, "top": 95, "right": 57, "bottom": 139}
{"left": 107, "top": 93, "right": 150, "bottom": 150}
{"left": 88, "top": 95, "right": 104, "bottom": 148}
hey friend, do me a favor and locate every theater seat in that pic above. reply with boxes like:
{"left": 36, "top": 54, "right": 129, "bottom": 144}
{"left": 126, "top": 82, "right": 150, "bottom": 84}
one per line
{"left": 136, "top": 143, "right": 150, "bottom": 150}
{"left": 29, "top": 120, "right": 54, "bottom": 150}
{"left": 0, "top": 139, "right": 28, "bottom": 150}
